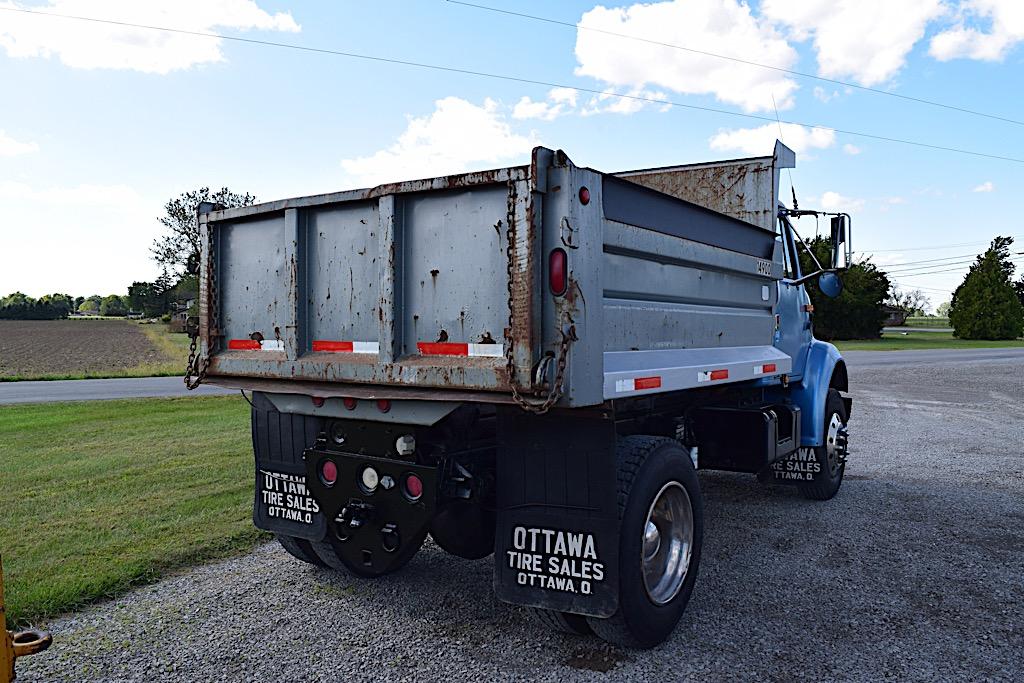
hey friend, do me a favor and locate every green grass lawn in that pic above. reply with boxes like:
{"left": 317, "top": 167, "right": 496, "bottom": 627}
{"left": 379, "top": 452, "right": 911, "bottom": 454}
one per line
{"left": 902, "top": 316, "right": 950, "bottom": 328}
{"left": 0, "top": 396, "right": 263, "bottom": 627}
{"left": 834, "top": 331, "right": 1024, "bottom": 351}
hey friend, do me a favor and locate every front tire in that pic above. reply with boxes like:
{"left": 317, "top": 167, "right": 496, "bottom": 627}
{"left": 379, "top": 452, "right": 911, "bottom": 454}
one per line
{"left": 586, "top": 436, "right": 704, "bottom": 648}
{"left": 797, "top": 388, "right": 848, "bottom": 501}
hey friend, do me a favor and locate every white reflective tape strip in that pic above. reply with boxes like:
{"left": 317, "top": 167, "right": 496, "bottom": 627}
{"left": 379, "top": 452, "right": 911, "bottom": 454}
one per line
{"left": 615, "top": 378, "right": 635, "bottom": 393}
{"left": 697, "top": 371, "right": 711, "bottom": 383}
{"left": 466, "top": 343, "right": 504, "bottom": 357}
{"left": 260, "top": 340, "right": 284, "bottom": 351}
{"left": 352, "top": 341, "right": 379, "bottom": 354}
{"left": 754, "top": 365, "right": 764, "bottom": 374}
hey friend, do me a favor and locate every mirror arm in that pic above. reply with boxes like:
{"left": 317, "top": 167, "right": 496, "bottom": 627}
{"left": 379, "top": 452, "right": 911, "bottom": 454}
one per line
{"left": 784, "top": 268, "right": 839, "bottom": 287}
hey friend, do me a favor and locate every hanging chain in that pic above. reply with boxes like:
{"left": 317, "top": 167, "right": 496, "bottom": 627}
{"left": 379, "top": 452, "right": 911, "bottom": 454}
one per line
{"left": 504, "top": 178, "right": 575, "bottom": 415}
{"left": 185, "top": 217, "right": 218, "bottom": 390}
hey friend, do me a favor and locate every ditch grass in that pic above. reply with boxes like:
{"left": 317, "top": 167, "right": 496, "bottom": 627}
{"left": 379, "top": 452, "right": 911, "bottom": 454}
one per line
{"left": 0, "top": 396, "right": 264, "bottom": 628}
{"left": 834, "top": 331, "right": 1024, "bottom": 351}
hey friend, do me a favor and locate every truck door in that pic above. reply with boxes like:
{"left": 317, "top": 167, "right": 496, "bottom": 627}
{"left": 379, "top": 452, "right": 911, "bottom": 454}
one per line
{"left": 774, "top": 225, "right": 812, "bottom": 379}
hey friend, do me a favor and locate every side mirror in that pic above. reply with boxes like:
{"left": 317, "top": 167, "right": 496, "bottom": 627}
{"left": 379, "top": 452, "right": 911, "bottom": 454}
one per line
{"left": 830, "top": 216, "right": 847, "bottom": 268}
{"left": 818, "top": 271, "right": 843, "bottom": 298}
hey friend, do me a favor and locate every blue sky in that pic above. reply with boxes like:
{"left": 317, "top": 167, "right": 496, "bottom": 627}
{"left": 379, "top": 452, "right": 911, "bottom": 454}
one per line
{"left": 1, "top": 0, "right": 1023, "bottom": 309}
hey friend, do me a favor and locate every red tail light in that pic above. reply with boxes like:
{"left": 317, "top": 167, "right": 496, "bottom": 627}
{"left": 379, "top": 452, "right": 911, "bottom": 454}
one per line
{"left": 342, "top": 397, "right": 357, "bottom": 411}
{"left": 320, "top": 459, "right": 338, "bottom": 487}
{"left": 376, "top": 399, "right": 391, "bottom": 413}
{"left": 403, "top": 473, "right": 423, "bottom": 501}
{"left": 578, "top": 186, "right": 590, "bottom": 205}
{"left": 549, "top": 248, "right": 568, "bottom": 297}
{"left": 311, "top": 396, "right": 325, "bottom": 407}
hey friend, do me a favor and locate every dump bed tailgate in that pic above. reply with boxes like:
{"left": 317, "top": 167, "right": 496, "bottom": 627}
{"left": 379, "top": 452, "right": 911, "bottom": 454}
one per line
{"left": 199, "top": 165, "right": 540, "bottom": 397}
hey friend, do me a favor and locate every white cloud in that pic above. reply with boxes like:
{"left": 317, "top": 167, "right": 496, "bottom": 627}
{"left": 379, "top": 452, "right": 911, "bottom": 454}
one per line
{"left": 340, "top": 97, "right": 537, "bottom": 187}
{"left": 842, "top": 143, "right": 861, "bottom": 155}
{"left": 573, "top": 0, "right": 799, "bottom": 113}
{"left": 887, "top": 196, "right": 907, "bottom": 204}
{"left": 708, "top": 122, "right": 835, "bottom": 155}
{"left": 930, "top": 0, "right": 1024, "bottom": 61}
{"left": 972, "top": 180, "right": 994, "bottom": 192}
{"left": 762, "top": 0, "right": 945, "bottom": 86}
{"left": 512, "top": 87, "right": 579, "bottom": 121}
{"left": 0, "top": 180, "right": 159, "bottom": 296}
{"left": 0, "top": 130, "right": 38, "bottom": 156}
{"left": 0, "top": 0, "right": 299, "bottom": 74}
{"left": 819, "top": 190, "right": 865, "bottom": 212}
{"left": 813, "top": 86, "right": 841, "bottom": 103}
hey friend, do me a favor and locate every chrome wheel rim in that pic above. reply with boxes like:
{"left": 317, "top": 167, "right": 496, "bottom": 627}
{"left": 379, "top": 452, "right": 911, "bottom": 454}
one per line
{"left": 824, "top": 413, "right": 844, "bottom": 476}
{"left": 641, "top": 481, "right": 694, "bottom": 605}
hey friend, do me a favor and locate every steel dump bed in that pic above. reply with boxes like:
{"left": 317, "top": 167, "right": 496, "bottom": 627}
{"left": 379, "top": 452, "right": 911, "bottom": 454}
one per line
{"left": 198, "top": 145, "right": 797, "bottom": 407}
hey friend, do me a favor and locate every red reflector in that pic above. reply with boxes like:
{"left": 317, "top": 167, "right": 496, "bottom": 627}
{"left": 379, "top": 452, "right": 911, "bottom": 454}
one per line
{"left": 579, "top": 186, "right": 590, "bottom": 205}
{"left": 312, "top": 340, "right": 353, "bottom": 352}
{"left": 404, "top": 473, "right": 423, "bottom": 500}
{"left": 634, "top": 376, "right": 662, "bottom": 390}
{"left": 549, "top": 248, "right": 568, "bottom": 296}
{"left": 343, "top": 397, "right": 357, "bottom": 411}
{"left": 416, "top": 342, "right": 468, "bottom": 356}
{"left": 228, "top": 339, "right": 261, "bottom": 350}
{"left": 763, "top": 363, "right": 777, "bottom": 373}
{"left": 710, "top": 369, "right": 729, "bottom": 381}
{"left": 376, "top": 399, "right": 392, "bottom": 413}
{"left": 311, "top": 396, "right": 325, "bottom": 407}
{"left": 320, "top": 460, "right": 338, "bottom": 486}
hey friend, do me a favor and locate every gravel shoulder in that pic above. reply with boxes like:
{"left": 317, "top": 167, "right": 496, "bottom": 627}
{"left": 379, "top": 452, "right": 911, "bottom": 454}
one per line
{"left": 18, "top": 360, "right": 1024, "bottom": 682}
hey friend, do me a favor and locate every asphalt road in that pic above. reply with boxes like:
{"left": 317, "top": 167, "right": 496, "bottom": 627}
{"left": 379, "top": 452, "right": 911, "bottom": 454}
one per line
{"left": 842, "top": 346, "right": 1024, "bottom": 367}
{"left": 0, "top": 376, "right": 234, "bottom": 405}
{"left": 16, "top": 351, "right": 1024, "bottom": 681}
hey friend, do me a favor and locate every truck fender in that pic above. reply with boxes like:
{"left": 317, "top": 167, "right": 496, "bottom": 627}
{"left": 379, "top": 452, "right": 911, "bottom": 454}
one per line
{"left": 789, "top": 340, "right": 847, "bottom": 447}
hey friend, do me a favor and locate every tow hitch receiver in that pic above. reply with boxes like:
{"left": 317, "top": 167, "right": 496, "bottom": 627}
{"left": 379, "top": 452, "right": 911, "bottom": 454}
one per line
{"left": 2, "top": 556, "right": 51, "bottom": 683}
{"left": 303, "top": 450, "right": 437, "bottom": 575}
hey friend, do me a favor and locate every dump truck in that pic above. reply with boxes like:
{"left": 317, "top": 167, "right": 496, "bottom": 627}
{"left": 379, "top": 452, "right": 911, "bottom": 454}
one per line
{"left": 187, "top": 141, "right": 852, "bottom": 648}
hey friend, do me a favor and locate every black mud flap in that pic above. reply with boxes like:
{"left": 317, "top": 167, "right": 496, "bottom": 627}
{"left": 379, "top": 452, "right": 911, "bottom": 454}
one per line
{"left": 251, "top": 392, "right": 327, "bottom": 541}
{"left": 494, "top": 408, "right": 619, "bottom": 618}
{"left": 766, "top": 446, "right": 822, "bottom": 484}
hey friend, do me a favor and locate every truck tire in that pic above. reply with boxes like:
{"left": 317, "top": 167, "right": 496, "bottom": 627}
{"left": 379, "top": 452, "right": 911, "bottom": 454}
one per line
{"left": 309, "top": 531, "right": 428, "bottom": 578}
{"left": 529, "top": 608, "right": 593, "bottom": 636}
{"left": 586, "top": 436, "right": 703, "bottom": 649}
{"left": 275, "top": 534, "right": 328, "bottom": 567}
{"left": 797, "top": 388, "right": 848, "bottom": 501}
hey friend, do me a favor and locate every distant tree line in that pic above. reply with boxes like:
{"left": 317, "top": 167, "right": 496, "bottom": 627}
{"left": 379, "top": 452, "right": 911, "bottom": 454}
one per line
{"left": 1, "top": 275, "right": 197, "bottom": 321}
{"left": 0, "top": 292, "right": 76, "bottom": 320}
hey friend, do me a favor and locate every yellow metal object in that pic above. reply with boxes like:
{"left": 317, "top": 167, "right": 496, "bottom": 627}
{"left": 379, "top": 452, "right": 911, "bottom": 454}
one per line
{"left": 1, "top": 555, "right": 52, "bottom": 683}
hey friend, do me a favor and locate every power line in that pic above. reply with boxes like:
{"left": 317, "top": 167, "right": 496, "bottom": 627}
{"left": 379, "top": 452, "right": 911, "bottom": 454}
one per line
{"left": 883, "top": 257, "right": 1024, "bottom": 277}
{"left": 858, "top": 235, "right": 1024, "bottom": 253}
{"left": 445, "top": 0, "right": 1024, "bottom": 128}
{"left": 3, "top": 6, "right": 1024, "bottom": 165}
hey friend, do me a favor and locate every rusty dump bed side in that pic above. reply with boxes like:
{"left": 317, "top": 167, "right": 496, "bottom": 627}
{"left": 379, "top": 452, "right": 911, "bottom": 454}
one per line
{"left": 198, "top": 159, "right": 543, "bottom": 399}
{"left": 199, "top": 145, "right": 792, "bottom": 407}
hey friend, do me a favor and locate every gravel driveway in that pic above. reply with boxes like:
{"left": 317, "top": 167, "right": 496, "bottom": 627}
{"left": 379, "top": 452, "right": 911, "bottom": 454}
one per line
{"left": 18, "top": 359, "right": 1024, "bottom": 682}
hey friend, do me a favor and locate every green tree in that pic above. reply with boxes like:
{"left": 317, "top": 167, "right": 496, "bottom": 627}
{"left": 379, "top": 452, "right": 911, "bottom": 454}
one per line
{"left": 1, "top": 292, "right": 30, "bottom": 307}
{"left": 152, "top": 187, "right": 256, "bottom": 277}
{"left": 99, "top": 295, "right": 128, "bottom": 317}
{"left": 949, "top": 236, "right": 1024, "bottom": 340}
{"left": 799, "top": 236, "right": 891, "bottom": 340}
{"left": 936, "top": 300, "right": 951, "bottom": 317}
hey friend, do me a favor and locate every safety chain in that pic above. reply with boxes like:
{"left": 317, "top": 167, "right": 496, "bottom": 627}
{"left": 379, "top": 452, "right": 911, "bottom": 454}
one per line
{"left": 503, "top": 178, "right": 575, "bottom": 414}
{"left": 185, "top": 214, "right": 219, "bottom": 390}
